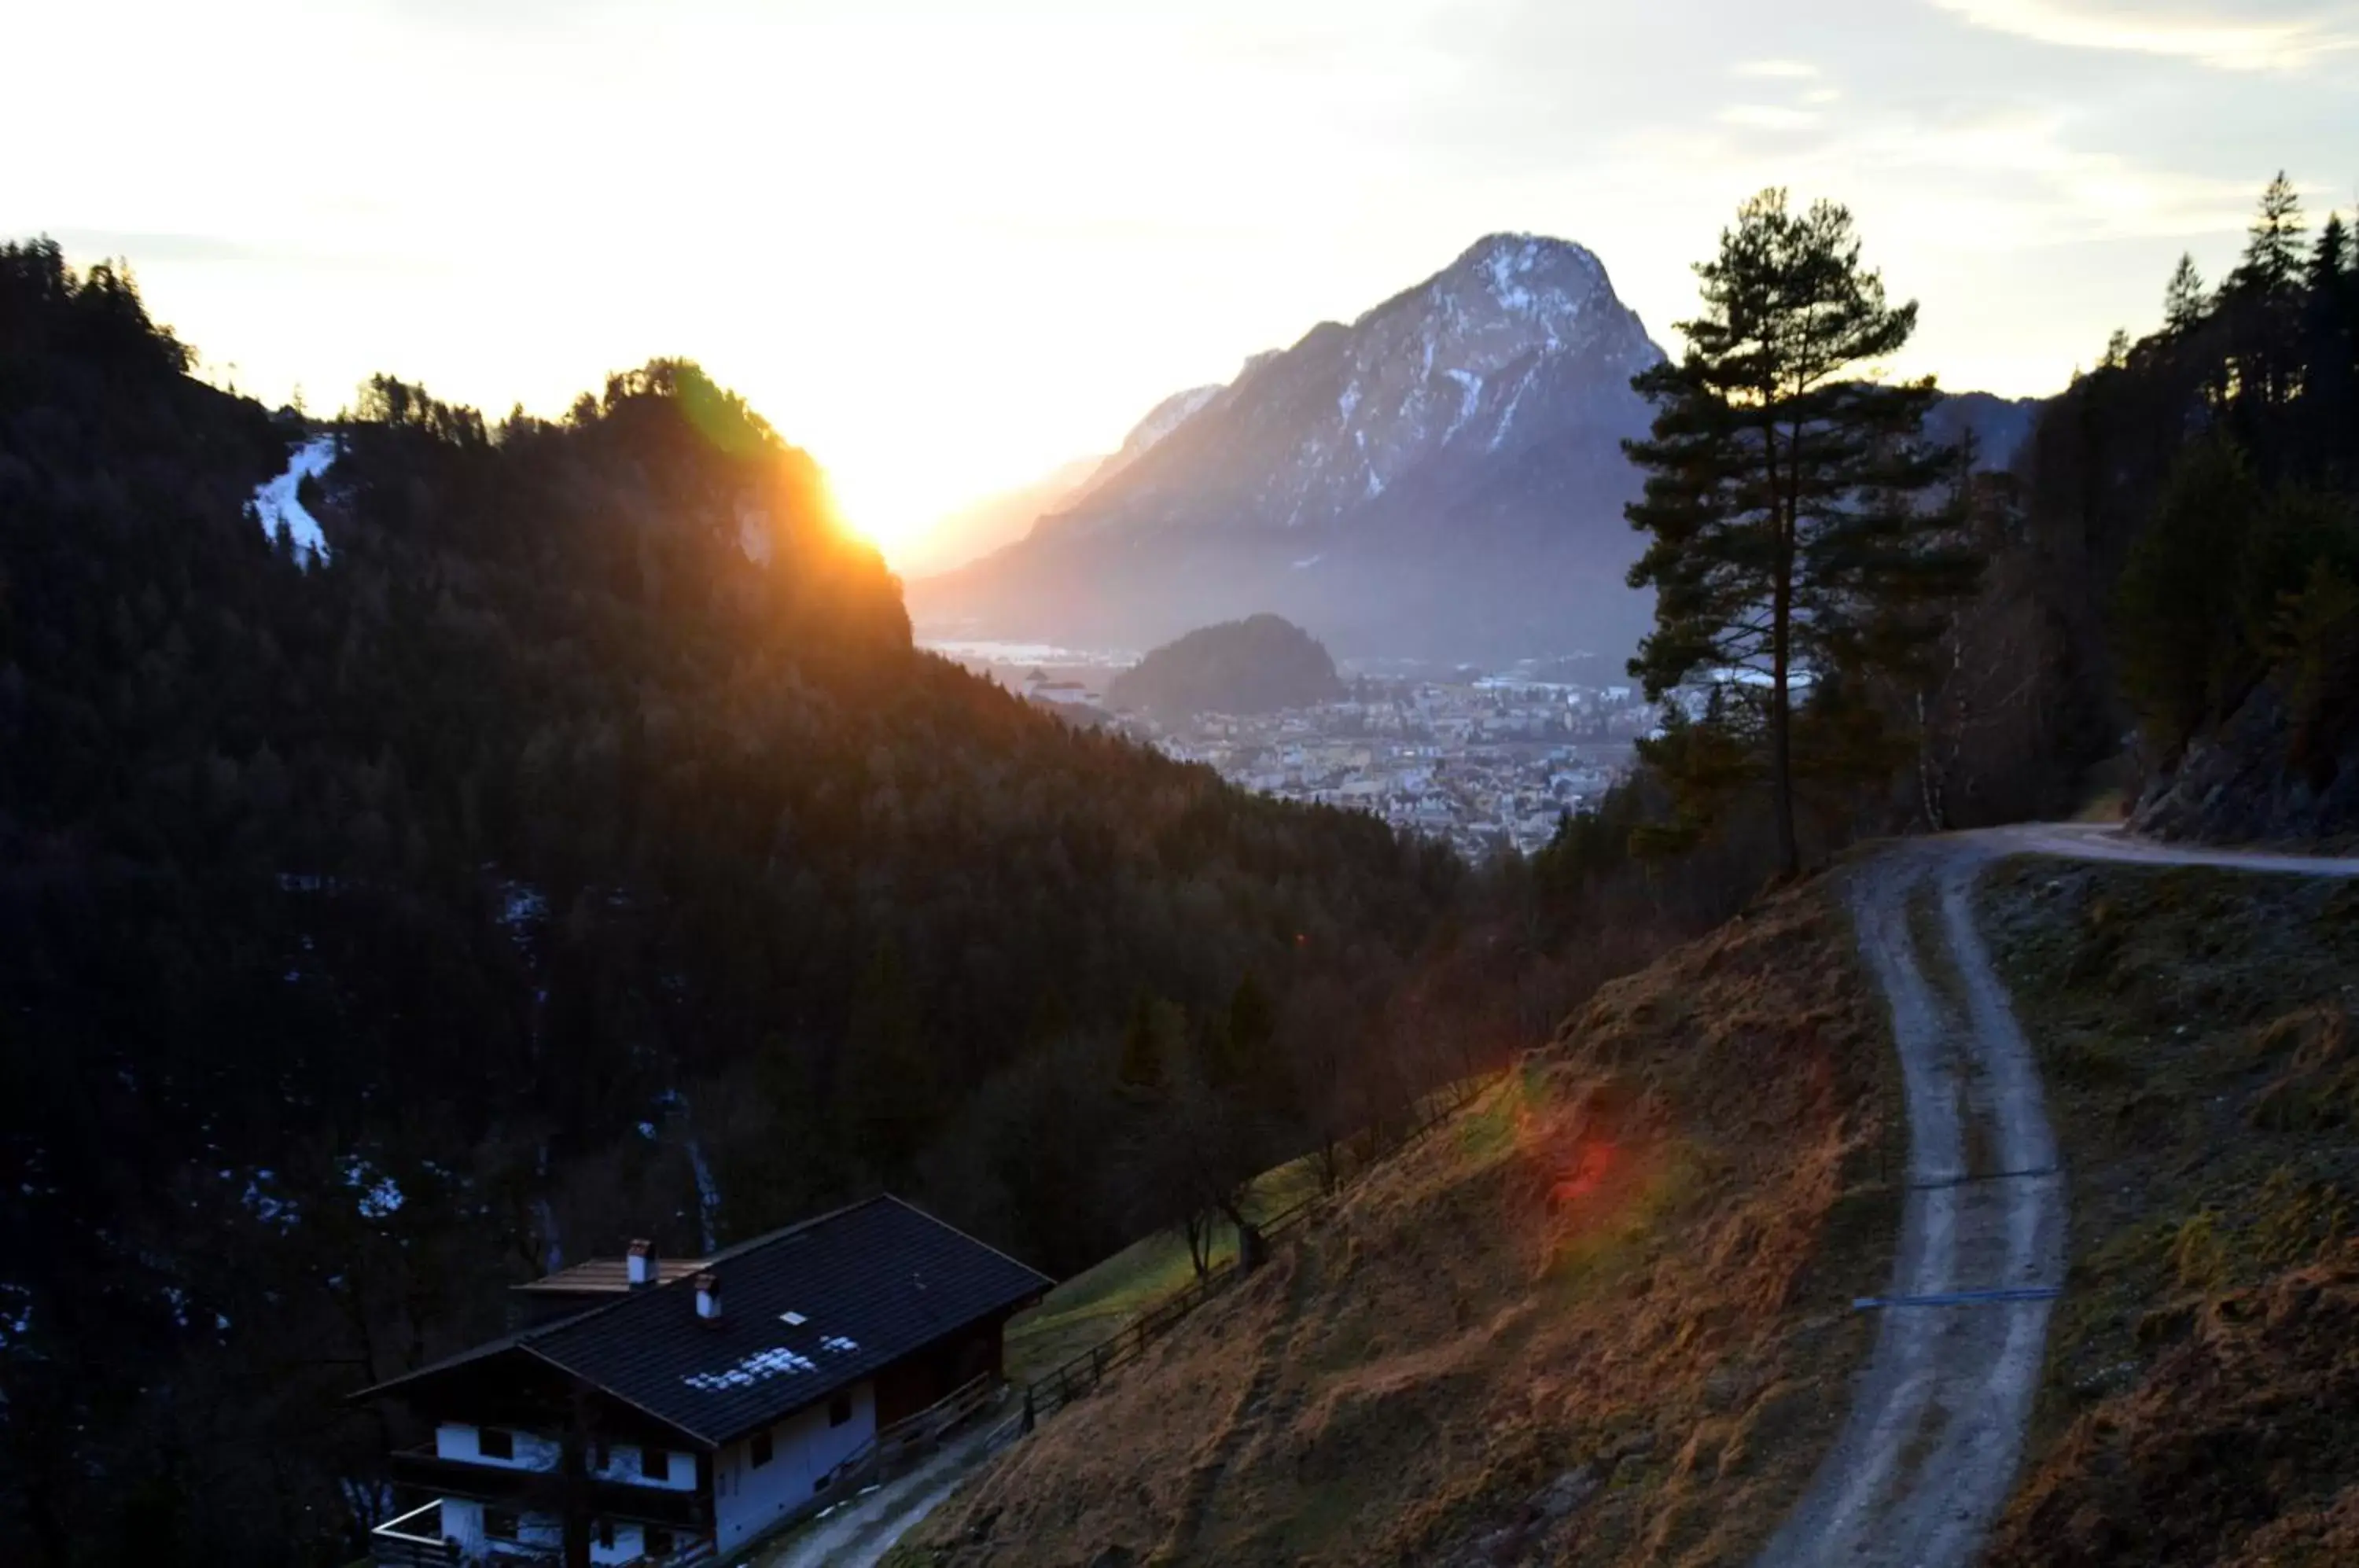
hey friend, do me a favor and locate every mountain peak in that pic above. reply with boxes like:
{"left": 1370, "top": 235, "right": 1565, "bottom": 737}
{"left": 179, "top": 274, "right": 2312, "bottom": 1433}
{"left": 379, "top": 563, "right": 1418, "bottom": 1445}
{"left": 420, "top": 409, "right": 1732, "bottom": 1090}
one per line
{"left": 1452, "top": 230, "right": 1604, "bottom": 275}
{"left": 1428, "top": 232, "right": 1614, "bottom": 322}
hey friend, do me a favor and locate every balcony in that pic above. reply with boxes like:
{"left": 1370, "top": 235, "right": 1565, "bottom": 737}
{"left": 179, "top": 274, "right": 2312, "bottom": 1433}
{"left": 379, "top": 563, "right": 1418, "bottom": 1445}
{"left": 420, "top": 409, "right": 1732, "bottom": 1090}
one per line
{"left": 369, "top": 1497, "right": 712, "bottom": 1568}
{"left": 384, "top": 1448, "right": 708, "bottom": 1530}
{"left": 369, "top": 1500, "right": 462, "bottom": 1567}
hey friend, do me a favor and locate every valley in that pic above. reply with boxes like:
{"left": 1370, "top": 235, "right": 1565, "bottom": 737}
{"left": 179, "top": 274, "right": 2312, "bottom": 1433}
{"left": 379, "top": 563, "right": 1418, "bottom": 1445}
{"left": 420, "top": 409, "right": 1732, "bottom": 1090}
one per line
{"left": 930, "top": 637, "right": 1649, "bottom": 858}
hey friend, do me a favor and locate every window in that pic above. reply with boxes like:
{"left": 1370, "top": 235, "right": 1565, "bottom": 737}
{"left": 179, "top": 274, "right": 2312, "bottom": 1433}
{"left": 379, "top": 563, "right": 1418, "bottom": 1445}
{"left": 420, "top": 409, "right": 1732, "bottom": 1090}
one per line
{"left": 639, "top": 1445, "right": 668, "bottom": 1482}
{"left": 477, "top": 1427, "right": 514, "bottom": 1461}
{"left": 593, "top": 1437, "right": 609, "bottom": 1471}
{"left": 645, "top": 1527, "right": 675, "bottom": 1559}
{"left": 749, "top": 1430, "right": 772, "bottom": 1468}
{"left": 828, "top": 1393, "right": 853, "bottom": 1428}
{"left": 484, "top": 1508, "right": 520, "bottom": 1541}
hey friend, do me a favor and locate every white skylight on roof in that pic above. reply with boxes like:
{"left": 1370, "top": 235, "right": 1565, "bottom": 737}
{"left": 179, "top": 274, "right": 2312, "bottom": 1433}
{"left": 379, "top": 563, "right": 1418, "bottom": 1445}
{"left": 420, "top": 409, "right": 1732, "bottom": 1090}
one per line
{"left": 780, "top": 1310, "right": 807, "bottom": 1326}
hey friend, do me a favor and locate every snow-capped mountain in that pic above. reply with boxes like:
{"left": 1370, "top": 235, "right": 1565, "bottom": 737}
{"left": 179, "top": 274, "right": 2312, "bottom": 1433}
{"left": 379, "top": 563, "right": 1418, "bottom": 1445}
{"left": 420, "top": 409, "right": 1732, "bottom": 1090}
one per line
{"left": 910, "top": 234, "right": 1669, "bottom": 664}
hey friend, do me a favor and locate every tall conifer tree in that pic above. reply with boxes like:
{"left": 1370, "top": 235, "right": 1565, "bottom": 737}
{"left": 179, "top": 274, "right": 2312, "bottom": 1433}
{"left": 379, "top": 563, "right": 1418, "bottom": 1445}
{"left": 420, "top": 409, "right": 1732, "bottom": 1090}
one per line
{"left": 2225, "top": 173, "right": 2309, "bottom": 414}
{"left": 2163, "top": 252, "right": 2209, "bottom": 333}
{"left": 1623, "top": 190, "right": 1976, "bottom": 875}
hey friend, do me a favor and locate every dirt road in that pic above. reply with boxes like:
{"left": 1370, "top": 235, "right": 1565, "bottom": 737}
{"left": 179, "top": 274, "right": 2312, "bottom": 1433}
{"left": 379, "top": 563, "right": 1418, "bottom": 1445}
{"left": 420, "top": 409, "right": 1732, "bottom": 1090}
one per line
{"left": 751, "top": 1421, "right": 1008, "bottom": 1568}
{"left": 1754, "top": 824, "right": 2359, "bottom": 1568}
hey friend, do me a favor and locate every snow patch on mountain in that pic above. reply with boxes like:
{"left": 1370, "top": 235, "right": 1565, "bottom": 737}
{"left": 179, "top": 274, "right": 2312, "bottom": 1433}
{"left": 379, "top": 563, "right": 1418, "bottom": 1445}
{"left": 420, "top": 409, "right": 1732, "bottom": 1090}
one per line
{"left": 252, "top": 436, "right": 337, "bottom": 568}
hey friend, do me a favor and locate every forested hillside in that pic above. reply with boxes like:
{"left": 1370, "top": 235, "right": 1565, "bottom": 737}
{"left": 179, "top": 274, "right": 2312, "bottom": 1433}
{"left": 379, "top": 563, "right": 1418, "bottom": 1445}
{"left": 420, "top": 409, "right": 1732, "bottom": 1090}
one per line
{"left": 0, "top": 241, "right": 1464, "bottom": 1567}
{"left": 1938, "top": 176, "right": 2358, "bottom": 837}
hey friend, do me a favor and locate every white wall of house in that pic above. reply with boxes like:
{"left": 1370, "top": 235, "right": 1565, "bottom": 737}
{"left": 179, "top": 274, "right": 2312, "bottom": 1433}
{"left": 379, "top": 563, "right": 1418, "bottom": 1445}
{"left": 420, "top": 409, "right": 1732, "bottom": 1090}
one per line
{"left": 587, "top": 1522, "right": 657, "bottom": 1566}
{"left": 712, "top": 1382, "right": 876, "bottom": 1553}
{"left": 425, "top": 1425, "right": 702, "bottom": 1565}
{"left": 436, "top": 1496, "right": 485, "bottom": 1556}
{"left": 434, "top": 1421, "right": 560, "bottom": 1470}
{"left": 591, "top": 1441, "right": 699, "bottom": 1492}
{"left": 429, "top": 1422, "right": 699, "bottom": 1492}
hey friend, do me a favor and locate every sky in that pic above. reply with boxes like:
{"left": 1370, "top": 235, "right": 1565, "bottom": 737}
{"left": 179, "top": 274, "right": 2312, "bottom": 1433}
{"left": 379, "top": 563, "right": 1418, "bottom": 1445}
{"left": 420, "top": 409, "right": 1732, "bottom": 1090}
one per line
{"left": 11, "top": 0, "right": 2355, "bottom": 562}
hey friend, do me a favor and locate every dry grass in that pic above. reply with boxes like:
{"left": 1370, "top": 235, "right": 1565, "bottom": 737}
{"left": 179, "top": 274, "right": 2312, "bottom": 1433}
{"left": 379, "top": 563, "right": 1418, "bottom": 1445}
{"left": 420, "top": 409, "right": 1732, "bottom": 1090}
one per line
{"left": 1974, "top": 861, "right": 2359, "bottom": 1568}
{"left": 900, "top": 881, "right": 1901, "bottom": 1567}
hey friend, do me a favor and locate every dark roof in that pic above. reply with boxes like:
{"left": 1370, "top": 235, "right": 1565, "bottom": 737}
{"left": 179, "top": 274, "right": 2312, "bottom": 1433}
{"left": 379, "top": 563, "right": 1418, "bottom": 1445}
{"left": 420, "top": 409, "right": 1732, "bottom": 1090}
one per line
{"left": 360, "top": 1197, "right": 1048, "bottom": 1447}
{"left": 513, "top": 1256, "right": 708, "bottom": 1296}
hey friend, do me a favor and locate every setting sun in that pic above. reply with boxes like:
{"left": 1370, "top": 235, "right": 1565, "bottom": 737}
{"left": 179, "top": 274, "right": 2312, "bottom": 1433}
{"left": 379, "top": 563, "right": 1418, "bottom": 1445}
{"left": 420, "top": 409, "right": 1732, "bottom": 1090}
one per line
{"left": 816, "top": 455, "right": 935, "bottom": 565}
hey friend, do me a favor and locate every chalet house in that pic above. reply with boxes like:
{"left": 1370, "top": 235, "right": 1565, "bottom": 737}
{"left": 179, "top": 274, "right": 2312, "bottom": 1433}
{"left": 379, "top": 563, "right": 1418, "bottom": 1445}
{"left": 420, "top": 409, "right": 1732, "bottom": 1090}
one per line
{"left": 357, "top": 1196, "right": 1049, "bottom": 1566}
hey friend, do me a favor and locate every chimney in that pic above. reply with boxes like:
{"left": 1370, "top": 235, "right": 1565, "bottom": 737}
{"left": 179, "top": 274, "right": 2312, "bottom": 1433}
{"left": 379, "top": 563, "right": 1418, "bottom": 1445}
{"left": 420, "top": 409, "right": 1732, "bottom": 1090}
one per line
{"left": 694, "top": 1271, "right": 722, "bottom": 1323}
{"left": 627, "top": 1239, "right": 655, "bottom": 1290}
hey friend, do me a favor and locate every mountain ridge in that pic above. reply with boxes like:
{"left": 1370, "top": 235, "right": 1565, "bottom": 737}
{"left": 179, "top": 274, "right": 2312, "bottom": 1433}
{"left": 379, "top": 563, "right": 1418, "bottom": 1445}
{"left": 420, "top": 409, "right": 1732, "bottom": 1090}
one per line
{"left": 912, "top": 232, "right": 1667, "bottom": 664}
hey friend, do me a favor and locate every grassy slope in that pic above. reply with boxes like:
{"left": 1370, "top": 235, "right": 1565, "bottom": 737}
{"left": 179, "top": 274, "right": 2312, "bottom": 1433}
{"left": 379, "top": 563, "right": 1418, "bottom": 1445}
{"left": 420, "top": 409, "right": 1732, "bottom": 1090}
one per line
{"left": 1004, "top": 1159, "right": 1327, "bottom": 1385}
{"left": 907, "top": 882, "right": 1900, "bottom": 1567}
{"left": 1972, "top": 860, "right": 2359, "bottom": 1568}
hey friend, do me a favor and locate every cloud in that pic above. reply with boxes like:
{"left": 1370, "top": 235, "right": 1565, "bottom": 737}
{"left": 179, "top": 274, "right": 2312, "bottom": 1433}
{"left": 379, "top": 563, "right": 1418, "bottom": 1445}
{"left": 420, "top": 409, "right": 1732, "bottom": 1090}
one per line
{"left": 1719, "top": 104, "right": 1822, "bottom": 129}
{"left": 1732, "top": 57, "right": 1821, "bottom": 77}
{"left": 43, "top": 230, "right": 258, "bottom": 264}
{"left": 1867, "top": 111, "right": 2259, "bottom": 240}
{"left": 1927, "top": 0, "right": 2359, "bottom": 70}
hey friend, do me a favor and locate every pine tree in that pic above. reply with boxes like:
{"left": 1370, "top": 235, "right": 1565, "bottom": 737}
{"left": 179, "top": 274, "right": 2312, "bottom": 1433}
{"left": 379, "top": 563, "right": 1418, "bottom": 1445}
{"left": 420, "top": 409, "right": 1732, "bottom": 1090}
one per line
{"left": 2303, "top": 213, "right": 2357, "bottom": 474}
{"left": 2314, "top": 212, "right": 2352, "bottom": 289}
{"left": 2113, "top": 439, "right": 2267, "bottom": 747}
{"left": 2163, "top": 252, "right": 2208, "bottom": 333}
{"left": 1624, "top": 189, "right": 1978, "bottom": 875}
{"left": 2233, "top": 173, "right": 2308, "bottom": 296}
{"left": 2223, "top": 173, "right": 2310, "bottom": 412}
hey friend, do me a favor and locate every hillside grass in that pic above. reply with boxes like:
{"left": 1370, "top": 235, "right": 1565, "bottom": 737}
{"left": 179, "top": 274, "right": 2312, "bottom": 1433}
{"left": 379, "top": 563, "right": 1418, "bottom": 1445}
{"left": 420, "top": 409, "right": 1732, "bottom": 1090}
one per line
{"left": 1003, "top": 1158, "right": 1327, "bottom": 1384}
{"left": 902, "top": 878, "right": 1903, "bottom": 1568}
{"left": 1973, "top": 859, "right": 2359, "bottom": 1568}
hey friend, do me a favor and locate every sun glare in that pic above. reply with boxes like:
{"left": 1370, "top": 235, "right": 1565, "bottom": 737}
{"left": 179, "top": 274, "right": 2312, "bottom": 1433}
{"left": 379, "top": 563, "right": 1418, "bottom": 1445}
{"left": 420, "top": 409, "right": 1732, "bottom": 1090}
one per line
{"left": 815, "top": 457, "right": 932, "bottom": 565}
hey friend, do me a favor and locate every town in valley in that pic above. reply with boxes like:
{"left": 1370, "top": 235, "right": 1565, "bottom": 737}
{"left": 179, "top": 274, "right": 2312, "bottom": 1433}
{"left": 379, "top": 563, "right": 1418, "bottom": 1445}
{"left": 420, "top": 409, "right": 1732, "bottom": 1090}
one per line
{"left": 927, "top": 640, "right": 1652, "bottom": 859}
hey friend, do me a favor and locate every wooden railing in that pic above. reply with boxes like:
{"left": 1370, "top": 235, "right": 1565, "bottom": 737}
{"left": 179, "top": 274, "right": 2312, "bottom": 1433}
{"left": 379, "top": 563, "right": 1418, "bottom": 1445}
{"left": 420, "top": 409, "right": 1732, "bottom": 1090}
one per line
{"left": 368, "top": 1500, "right": 461, "bottom": 1566}
{"left": 367, "top": 1493, "right": 711, "bottom": 1567}
{"left": 817, "top": 1371, "right": 1004, "bottom": 1498}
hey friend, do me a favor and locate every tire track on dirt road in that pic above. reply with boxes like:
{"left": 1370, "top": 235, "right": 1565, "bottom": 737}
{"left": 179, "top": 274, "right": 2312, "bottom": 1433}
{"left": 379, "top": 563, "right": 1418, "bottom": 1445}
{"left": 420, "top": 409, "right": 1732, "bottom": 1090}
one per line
{"left": 1754, "top": 825, "right": 2359, "bottom": 1568}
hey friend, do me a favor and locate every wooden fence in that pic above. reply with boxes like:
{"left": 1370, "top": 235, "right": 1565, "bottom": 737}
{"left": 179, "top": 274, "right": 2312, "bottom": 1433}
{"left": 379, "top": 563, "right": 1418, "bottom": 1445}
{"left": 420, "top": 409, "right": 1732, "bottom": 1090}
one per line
{"left": 820, "top": 1371, "right": 1003, "bottom": 1496}
{"left": 1011, "top": 1077, "right": 1487, "bottom": 1430}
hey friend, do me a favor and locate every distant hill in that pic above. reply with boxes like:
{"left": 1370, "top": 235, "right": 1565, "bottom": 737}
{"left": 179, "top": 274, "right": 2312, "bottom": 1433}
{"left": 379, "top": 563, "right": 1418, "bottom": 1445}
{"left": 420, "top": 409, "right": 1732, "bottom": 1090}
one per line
{"left": 911, "top": 234, "right": 1668, "bottom": 665}
{"left": 1925, "top": 390, "right": 2043, "bottom": 473}
{"left": 1106, "top": 613, "right": 1345, "bottom": 721}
